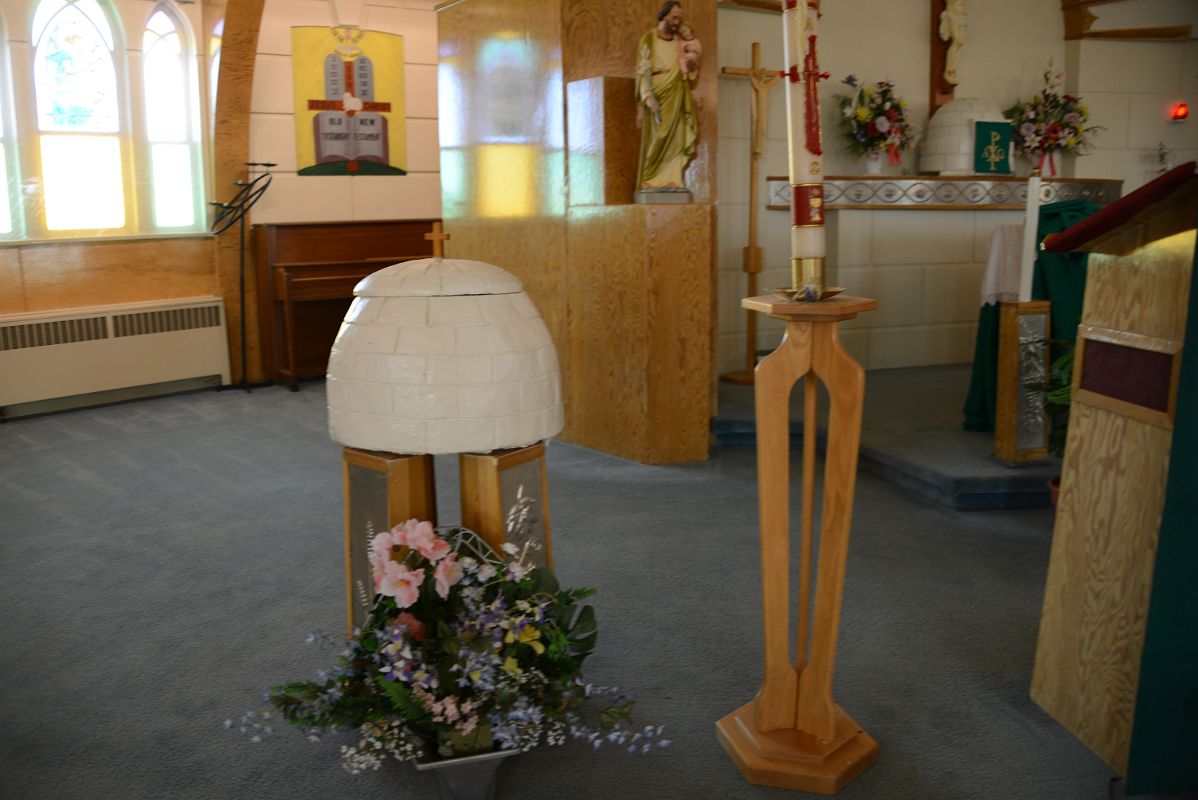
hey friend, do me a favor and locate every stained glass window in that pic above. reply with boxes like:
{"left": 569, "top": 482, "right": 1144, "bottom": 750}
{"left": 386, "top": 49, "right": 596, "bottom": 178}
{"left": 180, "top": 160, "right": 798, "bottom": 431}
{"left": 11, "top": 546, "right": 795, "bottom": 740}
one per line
{"left": 4, "top": 0, "right": 207, "bottom": 239}
{"left": 34, "top": 0, "right": 119, "bottom": 133}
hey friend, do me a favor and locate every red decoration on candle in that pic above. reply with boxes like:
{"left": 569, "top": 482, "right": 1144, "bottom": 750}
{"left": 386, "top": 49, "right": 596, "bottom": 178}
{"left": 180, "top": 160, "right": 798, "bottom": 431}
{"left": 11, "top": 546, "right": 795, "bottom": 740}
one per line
{"left": 791, "top": 184, "right": 825, "bottom": 227}
{"left": 802, "top": 35, "right": 829, "bottom": 157}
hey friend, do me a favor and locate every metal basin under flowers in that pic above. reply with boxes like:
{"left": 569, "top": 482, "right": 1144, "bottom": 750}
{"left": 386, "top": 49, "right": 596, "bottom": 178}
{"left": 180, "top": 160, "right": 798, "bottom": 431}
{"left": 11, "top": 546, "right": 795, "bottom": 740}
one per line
{"left": 415, "top": 748, "right": 520, "bottom": 800}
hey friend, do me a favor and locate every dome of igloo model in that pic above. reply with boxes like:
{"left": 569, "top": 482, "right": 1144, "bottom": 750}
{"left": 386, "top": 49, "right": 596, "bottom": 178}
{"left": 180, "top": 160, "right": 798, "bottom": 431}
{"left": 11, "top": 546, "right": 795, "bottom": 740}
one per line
{"left": 918, "top": 98, "right": 1007, "bottom": 175}
{"left": 327, "top": 258, "right": 564, "bottom": 455}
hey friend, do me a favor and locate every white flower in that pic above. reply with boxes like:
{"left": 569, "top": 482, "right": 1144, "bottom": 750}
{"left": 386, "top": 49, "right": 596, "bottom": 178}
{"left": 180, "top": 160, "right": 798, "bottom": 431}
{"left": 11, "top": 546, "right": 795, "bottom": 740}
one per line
{"left": 875, "top": 116, "right": 891, "bottom": 134}
{"left": 501, "top": 542, "right": 520, "bottom": 555}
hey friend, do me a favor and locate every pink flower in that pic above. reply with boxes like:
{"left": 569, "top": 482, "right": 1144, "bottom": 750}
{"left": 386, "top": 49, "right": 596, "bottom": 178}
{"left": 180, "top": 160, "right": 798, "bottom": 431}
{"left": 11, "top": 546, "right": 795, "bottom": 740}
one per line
{"left": 394, "top": 611, "right": 426, "bottom": 641}
{"left": 392, "top": 519, "right": 451, "bottom": 563}
{"left": 434, "top": 555, "right": 465, "bottom": 600}
{"left": 370, "top": 532, "right": 396, "bottom": 589}
{"left": 378, "top": 561, "right": 424, "bottom": 608}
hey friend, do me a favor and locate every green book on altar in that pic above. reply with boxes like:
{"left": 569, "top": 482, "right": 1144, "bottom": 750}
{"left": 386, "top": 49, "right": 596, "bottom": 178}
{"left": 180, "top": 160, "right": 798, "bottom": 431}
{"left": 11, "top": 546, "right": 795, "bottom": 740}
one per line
{"left": 974, "top": 121, "right": 1012, "bottom": 175}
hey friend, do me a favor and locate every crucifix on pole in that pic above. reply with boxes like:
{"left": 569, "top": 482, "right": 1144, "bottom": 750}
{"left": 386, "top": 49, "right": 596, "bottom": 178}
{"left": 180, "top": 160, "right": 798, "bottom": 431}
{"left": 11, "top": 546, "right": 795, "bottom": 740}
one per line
{"left": 720, "top": 42, "right": 783, "bottom": 385}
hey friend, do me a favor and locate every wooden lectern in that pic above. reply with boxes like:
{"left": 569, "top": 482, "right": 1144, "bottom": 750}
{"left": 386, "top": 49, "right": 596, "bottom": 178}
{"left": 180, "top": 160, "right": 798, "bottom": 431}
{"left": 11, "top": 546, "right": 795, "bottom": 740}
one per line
{"left": 717, "top": 294, "right": 879, "bottom": 794}
{"left": 1031, "top": 162, "right": 1197, "bottom": 794}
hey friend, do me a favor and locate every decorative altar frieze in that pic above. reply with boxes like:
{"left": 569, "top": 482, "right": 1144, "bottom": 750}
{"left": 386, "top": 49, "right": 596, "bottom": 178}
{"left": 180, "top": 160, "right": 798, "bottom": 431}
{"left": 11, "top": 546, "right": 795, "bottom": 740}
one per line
{"left": 766, "top": 175, "right": 1122, "bottom": 211}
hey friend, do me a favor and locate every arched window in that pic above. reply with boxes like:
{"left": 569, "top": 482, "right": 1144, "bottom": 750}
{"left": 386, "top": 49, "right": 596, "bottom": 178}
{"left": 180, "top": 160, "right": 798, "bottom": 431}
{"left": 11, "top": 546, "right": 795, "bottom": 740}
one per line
{"left": 143, "top": 6, "right": 198, "bottom": 228}
{"left": 33, "top": 0, "right": 124, "bottom": 231}
{"left": 2, "top": 0, "right": 207, "bottom": 240}
{"left": 0, "top": 18, "right": 16, "bottom": 237}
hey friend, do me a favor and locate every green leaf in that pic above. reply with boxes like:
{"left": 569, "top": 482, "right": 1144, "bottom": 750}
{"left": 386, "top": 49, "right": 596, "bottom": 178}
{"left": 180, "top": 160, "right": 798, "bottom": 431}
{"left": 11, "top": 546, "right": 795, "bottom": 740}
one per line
{"left": 527, "top": 567, "right": 560, "bottom": 597}
{"left": 566, "top": 604, "right": 597, "bottom": 656}
{"left": 373, "top": 676, "right": 430, "bottom": 722}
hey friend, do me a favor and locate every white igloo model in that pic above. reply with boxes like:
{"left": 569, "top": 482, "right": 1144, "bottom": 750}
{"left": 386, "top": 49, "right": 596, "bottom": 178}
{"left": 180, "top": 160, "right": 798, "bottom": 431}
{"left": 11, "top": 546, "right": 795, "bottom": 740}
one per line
{"left": 326, "top": 258, "right": 564, "bottom": 455}
{"left": 918, "top": 98, "right": 1007, "bottom": 175}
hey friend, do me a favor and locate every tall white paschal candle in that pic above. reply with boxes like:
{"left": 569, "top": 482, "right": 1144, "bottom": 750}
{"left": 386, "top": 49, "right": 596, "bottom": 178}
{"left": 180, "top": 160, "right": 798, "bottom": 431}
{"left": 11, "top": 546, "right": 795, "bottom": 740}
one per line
{"left": 781, "top": 0, "right": 828, "bottom": 300}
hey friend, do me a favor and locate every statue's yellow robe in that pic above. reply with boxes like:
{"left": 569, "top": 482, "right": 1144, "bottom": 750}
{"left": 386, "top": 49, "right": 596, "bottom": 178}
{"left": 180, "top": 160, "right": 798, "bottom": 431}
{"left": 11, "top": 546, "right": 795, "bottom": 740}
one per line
{"left": 636, "top": 30, "right": 697, "bottom": 190}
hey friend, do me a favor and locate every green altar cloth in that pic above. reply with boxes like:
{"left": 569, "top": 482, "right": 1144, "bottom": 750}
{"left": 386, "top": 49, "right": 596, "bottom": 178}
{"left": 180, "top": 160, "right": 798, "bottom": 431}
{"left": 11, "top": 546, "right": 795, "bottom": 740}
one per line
{"left": 962, "top": 199, "right": 1101, "bottom": 431}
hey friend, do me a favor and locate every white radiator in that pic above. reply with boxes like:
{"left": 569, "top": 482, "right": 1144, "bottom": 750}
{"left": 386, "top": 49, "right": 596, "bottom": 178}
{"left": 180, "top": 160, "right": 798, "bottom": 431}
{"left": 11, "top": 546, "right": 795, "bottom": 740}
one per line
{"left": 0, "top": 296, "right": 231, "bottom": 412}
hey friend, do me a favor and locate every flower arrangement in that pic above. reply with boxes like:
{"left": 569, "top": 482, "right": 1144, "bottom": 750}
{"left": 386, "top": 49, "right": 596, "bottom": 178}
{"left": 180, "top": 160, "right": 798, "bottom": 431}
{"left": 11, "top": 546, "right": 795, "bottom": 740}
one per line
{"left": 237, "top": 520, "right": 667, "bottom": 774}
{"left": 1004, "top": 69, "right": 1102, "bottom": 176}
{"left": 833, "top": 76, "right": 919, "bottom": 164}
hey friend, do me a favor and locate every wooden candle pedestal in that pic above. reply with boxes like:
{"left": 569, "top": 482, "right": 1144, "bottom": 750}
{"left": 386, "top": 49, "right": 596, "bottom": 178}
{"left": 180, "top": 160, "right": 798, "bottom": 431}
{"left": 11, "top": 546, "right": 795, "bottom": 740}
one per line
{"left": 716, "top": 294, "right": 879, "bottom": 794}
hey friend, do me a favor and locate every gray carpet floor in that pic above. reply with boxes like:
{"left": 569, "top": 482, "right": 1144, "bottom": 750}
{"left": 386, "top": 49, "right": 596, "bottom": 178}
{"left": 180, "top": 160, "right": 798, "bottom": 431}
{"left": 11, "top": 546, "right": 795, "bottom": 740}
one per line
{"left": 0, "top": 382, "right": 1176, "bottom": 800}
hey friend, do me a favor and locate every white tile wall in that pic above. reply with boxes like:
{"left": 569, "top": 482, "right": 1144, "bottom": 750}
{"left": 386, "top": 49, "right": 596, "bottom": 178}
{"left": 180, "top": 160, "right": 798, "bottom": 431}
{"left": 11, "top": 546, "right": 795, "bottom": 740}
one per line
{"left": 250, "top": 173, "right": 356, "bottom": 223}
{"left": 365, "top": 7, "right": 438, "bottom": 64}
{"left": 250, "top": 55, "right": 295, "bottom": 114}
{"left": 256, "top": 0, "right": 334, "bottom": 54}
{"left": 405, "top": 64, "right": 439, "bottom": 118}
{"left": 351, "top": 173, "right": 442, "bottom": 219}
{"left": 871, "top": 210, "right": 975, "bottom": 265}
{"left": 1082, "top": 93, "right": 1132, "bottom": 149}
{"left": 249, "top": 114, "right": 299, "bottom": 172}
{"left": 1076, "top": 40, "right": 1186, "bottom": 94}
{"left": 406, "top": 118, "right": 441, "bottom": 172}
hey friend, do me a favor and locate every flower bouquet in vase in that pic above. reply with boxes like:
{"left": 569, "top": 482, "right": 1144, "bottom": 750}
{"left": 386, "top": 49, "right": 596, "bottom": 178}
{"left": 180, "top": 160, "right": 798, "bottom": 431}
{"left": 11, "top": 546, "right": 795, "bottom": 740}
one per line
{"left": 234, "top": 519, "right": 666, "bottom": 799}
{"left": 1004, "top": 68, "right": 1103, "bottom": 176}
{"left": 833, "top": 76, "right": 919, "bottom": 174}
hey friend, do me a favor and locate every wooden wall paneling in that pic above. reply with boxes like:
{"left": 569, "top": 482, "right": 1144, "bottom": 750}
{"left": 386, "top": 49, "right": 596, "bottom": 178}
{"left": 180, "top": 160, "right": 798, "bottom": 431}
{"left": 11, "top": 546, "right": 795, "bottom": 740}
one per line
{"left": 437, "top": 0, "right": 572, "bottom": 434}
{"left": 646, "top": 204, "right": 714, "bottom": 462}
{"left": 213, "top": 0, "right": 266, "bottom": 382}
{"left": 15, "top": 238, "right": 217, "bottom": 312}
{"left": 566, "top": 76, "right": 639, "bottom": 206}
{"left": 564, "top": 205, "right": 651, "bottom": 458}
{"left": 1083, "top": 232, "right": 1195, "bottom": 343}
{"left": 0, "top": 249, "right": 26, "bottom": 314}
{"left": 439, "top": 0, "right": 716, "bottom": 463}
{"left": 562, "top": 0, "right": 659, "bottom": 84}
{"left": 442, "top": 217, "right": 569, "bottom": 369}
{"left": 1031, "top": 401, "right": 1173, "bottom": 774}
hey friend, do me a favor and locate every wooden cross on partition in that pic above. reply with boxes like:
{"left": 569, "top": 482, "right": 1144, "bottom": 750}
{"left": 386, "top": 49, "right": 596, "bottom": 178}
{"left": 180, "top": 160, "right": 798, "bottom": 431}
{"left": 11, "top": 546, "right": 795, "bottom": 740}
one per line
{"left": 719, "top": 42, "right": 783, "bottom": 385}
{"left": 425, "top": 222, "right": 449, "bottom": 258}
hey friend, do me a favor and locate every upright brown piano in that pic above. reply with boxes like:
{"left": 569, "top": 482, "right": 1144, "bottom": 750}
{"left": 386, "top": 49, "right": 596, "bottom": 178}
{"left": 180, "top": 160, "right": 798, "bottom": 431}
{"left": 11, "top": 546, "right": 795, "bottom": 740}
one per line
{"left": 254, "top": 219, "right": 439, "bottom": 388}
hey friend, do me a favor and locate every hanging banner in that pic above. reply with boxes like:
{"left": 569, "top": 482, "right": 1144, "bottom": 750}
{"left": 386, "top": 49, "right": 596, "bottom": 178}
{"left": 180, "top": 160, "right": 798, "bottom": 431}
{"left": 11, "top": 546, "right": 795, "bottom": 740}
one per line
{"left": 291, "top": 26, "right": 406, "bottom": 175}
{"left": 974, "top": 120, "right": 1012, "bottom": 175}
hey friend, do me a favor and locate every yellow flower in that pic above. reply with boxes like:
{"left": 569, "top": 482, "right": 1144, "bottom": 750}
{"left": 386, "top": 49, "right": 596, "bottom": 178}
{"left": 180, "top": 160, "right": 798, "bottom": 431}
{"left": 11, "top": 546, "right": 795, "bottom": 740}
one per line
{"left": 854, "top": 106, "right": 872, "bottom": 123}
{"left": 1065, "top": 136, "right": 1078, "bottom": 148}
{"left": 501, "top": 655, "right": 523, "bottom": 677}
{"left": 518, "top": 626, "right": 545, "bottom": 655}
{"left": 504, "top": 625, "right": 545, "bottom": 654}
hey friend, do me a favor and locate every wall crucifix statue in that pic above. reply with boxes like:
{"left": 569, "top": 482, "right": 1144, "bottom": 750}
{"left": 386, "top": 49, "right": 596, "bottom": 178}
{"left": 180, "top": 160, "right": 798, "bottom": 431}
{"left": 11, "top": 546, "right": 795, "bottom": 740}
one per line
{"left": 929, "top": 0, "right": 966, "bottom": 114}
{"left": 719, "top": 41, "right": 783, "bottom": 384}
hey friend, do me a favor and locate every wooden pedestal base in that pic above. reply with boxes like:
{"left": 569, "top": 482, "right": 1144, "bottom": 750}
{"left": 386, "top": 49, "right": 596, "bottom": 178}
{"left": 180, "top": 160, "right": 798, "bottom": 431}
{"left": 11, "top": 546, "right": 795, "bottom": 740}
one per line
{"left": 716, "top": 701, "right": 878, "bottom": 794}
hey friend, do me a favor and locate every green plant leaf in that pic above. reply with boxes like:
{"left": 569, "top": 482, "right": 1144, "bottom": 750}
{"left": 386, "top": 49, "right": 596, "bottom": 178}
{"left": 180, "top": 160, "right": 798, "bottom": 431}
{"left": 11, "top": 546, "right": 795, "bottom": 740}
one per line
{"left": 566, "top": 604, "right": 598, "bottom": 656}
{"left": 374, "top": 676, "right": 430, "bottom": 722}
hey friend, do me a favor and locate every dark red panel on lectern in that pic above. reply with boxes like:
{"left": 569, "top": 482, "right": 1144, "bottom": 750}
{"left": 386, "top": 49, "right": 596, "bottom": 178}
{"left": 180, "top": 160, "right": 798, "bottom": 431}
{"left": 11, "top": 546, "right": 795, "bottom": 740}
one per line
{"left": 1080, "top": 339, "right": 1174, "bottom": 413}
